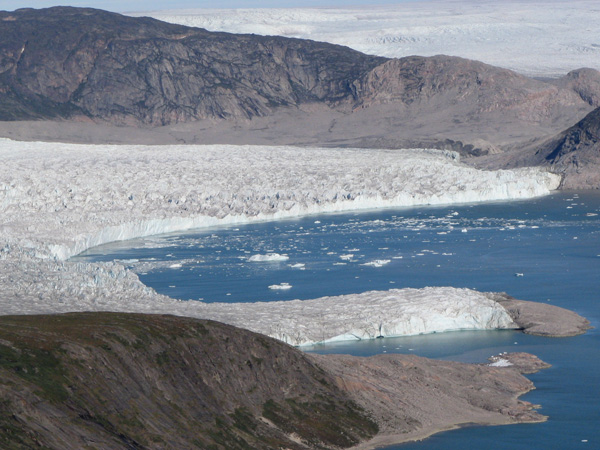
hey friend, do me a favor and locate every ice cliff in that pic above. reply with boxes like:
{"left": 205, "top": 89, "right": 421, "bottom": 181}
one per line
{"left": 0, "top": 139, "right": 558, "bottom": 343}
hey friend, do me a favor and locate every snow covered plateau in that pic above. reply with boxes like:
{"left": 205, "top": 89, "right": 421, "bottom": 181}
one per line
{"left": 141, "top": 0, "right": 600, "bottom": 78}
{"left": 0, "top": 139, "right": 559, "bottom": 344}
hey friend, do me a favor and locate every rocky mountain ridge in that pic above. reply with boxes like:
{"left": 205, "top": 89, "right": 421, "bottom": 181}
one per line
{"left": 1, "top": 6, "right": 599, "bottom": 187}
{"left": 0, "top": 7, "right": 597, "bottom": 128}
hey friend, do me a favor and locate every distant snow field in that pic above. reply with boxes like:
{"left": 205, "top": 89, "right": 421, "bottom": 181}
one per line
{"left": 0, "top": 139, "right": 558, "bottom": 343}
{"left": 140, "top": 0, "right": 600, "bottom": 78}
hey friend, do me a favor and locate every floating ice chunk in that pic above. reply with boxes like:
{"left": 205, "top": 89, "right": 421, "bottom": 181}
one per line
{"left": 289, "top": 263, "right": 305, "bottom": 269}
{"left": 339, "top": 254, "right": 354, "bottom": 260}
{"left": 169, "top": 263, "right": 182, "bottom": 268}
{"left": 362, "top": 259, "right": 391, "bottom": 267}
{"left": 268, "top": 282, "right": 292, "bottom": 290}
{"left": 248, "top": 253, "right": 289, "bottom": 262}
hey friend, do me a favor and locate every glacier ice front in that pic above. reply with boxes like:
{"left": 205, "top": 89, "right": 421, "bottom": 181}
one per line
{"left": 0, "top": 139, "right": 555, "bottom": 343}
{"left": 0, "top": 139, "right": 560, "bottom": 261}
{"left": 191, "top": 287, "right": 519, "bottom": 346}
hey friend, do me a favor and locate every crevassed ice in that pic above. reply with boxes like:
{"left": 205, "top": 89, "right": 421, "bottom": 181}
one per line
{"left": 0, "top": 140, "right": 559, "bottom": 261}
{"left": 0, "top": 140, "right": 552, "bottom": 342}
{"left": 142, "top": 1, "right": 600, "bottom": 78}
{"left": 192, "top": 287, "right": 519, "bottom": 346}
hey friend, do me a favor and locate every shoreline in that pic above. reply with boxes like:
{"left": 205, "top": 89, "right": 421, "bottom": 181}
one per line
{"left": 313, "top": 351, "right": 550, "bottom": 450}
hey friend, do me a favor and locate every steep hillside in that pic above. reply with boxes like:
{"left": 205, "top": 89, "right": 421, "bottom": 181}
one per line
{"left": 535, "top": 107, "right": 600, "bottom": 189}
{"left": 0, "top": 313, "right": 548, "bottom": 450}
{"left": 0, "top": 313, "right": 378, "bottom": 450}
{"left": 0, "top": 7, "right": 385, "bottom": 124}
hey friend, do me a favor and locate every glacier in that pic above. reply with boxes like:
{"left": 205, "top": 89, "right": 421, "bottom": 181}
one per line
{"left": 141, "top": 0, "right": 600, "bottom": 78}
{"left": 0, "top": 138, "right": 558, "bottom": 344}
{"left": 190, "top": 288, "right": 519, "bottom": 346}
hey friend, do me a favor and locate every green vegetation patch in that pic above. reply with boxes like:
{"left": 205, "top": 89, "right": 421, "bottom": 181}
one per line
{"left": 0, "top": 343, "right": 69, "bottom": 403}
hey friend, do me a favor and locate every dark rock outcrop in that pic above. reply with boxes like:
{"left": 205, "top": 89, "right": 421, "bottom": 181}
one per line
{"left": 529, "top": 107, "right": 600, "bottom": 189}
{"left": 0, "top": 7, "right": 385, "bottom": 125}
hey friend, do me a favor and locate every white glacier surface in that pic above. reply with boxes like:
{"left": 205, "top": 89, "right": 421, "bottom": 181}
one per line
{"left": 140, "top": 0, "right": 600, "bottom": 78}
{"left": 0, "top": 139, "right": 556, "bottom": 344}
{"left": 191, "top": 287, "right": 519, "bottom": 346}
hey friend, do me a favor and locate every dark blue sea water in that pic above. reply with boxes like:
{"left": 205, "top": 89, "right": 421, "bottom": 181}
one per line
{"left": 74, "top": 191, "right": 600, "bottom": 449}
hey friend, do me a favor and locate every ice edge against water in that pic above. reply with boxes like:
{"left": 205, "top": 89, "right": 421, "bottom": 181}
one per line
{"left": 0, "top": 141, "right": 559, "bottom": 345}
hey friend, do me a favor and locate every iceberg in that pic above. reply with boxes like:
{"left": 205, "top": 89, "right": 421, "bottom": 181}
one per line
{"left": 361, "top": 259, "right": 391, "bottom": 268}
{"left": 248, "top": 253, "right": 289, "bottom": 262}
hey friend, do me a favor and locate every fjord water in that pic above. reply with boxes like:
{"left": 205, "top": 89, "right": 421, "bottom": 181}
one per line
{"left": 75, "top": 191, "right": 600, "bottom": 448}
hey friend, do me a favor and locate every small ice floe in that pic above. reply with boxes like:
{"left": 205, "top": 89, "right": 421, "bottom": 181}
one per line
{"left": 288, "top": 263, "right": 305, "bottom": 269}
{"left": 117, "top": 259, "right": 139, "bottom": 264}
{"left": 361, "top": 259, "right": 391, "bottom": 268}
{"left": 515, "top": 273, "right": 524, "bottom": 277}
{"left": 339, "top": 254, "right": 354, "bottom": 260}
{"left": 248, "top": 253, "right": 289, "bottom": 262}
{"left": 488, "top": 358, "right": 513, "bottom": 367}
{"left": 461, "top": 228, "right": 468, "bottom": 233}
{"left": 314, "top": 220, "right": 321, "bottom": 224}
{"left": 268, "top": 282, "right": 292, "bottom": 290}
{"left": 169, "top": 263, "right": 182, "bottom": 269}
{"left": 586, "top": 213, "right": 598, "bottom": 217}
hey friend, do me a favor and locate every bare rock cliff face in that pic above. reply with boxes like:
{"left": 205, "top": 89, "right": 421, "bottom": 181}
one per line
{"left": 0, "top": 7, "right": 385, "bottom": 125}
{"left": 534, "top": 107, "right": 600, "bottom": 189}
